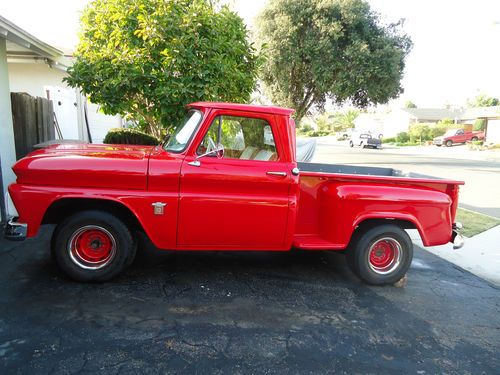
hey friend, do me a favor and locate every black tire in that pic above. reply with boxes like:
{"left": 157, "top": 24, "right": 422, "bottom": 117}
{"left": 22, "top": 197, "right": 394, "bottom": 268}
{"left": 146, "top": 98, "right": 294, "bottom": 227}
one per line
{"left": 51, "top": 210, "right": 136, "bottom": 282}
{"left": 471, "top": 137, "right": 478, "bottom": 142}
{"left": 349, "top": 141, "right": 354, "bottom": 148}
{"left": 345, "top": 224, "right": 413, "bottom": 285}
{"left": 445, "top": 140, "right": 453, "bottom": 147}
{"left": 436, "top": 144, "right": 442, "bottom": 147}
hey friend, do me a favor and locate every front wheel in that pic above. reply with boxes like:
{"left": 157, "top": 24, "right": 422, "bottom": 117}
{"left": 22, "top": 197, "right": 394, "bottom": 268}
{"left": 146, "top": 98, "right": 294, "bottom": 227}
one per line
{"left": 51, "top": 210, "right": 136, "bottom": 282}
{"left": 445, "top": 140, "right": 453, "bottom": 147}
{"left": 349, "top": 141, "right": 354, "bottom": 148}
{"left": 346, "top": 224, "right": 413, "bottom": 285}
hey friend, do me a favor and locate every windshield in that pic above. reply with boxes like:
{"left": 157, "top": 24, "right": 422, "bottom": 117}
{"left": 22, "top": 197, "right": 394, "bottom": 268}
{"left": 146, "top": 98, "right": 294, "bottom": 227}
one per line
{"left": 163, "top": 110, "right": 203, "bottom": 152}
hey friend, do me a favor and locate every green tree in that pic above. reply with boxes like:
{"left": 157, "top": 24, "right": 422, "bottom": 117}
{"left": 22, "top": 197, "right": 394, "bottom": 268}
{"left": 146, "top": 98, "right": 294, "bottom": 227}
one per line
{"left": 65, "top": 0, "right": 259, "bottom": 137}
{"left": 404, "top": 100, "right": 417, "bottom": 108}
{"left": 332, "top": 109, "right": 360, "bottom": 131}
{"left": 256, "top": 0, "right": 412, "bottom": 123}
{"left": 467, "top": 93, "right": 500, "bottom": 107}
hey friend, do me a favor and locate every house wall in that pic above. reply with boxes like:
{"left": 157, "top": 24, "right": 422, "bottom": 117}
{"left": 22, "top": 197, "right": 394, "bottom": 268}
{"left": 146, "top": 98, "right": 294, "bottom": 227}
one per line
{"left": 486, "top": 119, "right": 500, "bottom": 144}
{"left": 382, "top": 110, "right": 412, "bottom": 138}
{"left": 87, "top": 102, "right": 123, "bottom": 143}
{"left": 0, "top": 39, "right": 18, "bottom": 221}
{"left": 7, "top": 62, "right": 68, "bottom": 97}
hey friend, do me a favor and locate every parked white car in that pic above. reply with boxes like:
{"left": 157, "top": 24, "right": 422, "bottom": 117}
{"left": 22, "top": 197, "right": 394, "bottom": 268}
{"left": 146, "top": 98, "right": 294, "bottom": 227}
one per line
{"left": 349, "top": 132, "right": 382, "bottom": 149}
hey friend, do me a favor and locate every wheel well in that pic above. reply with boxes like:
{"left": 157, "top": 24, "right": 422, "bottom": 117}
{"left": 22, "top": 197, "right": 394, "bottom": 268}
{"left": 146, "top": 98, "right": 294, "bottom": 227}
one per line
{"left": 42, "top": 198, "right": 144, "bottom": 233}
{"left": 356, "top": 218, "right": 417, "bottom": 231}
{"left": 350, "top": 218, "right": 417, "bottom": 244}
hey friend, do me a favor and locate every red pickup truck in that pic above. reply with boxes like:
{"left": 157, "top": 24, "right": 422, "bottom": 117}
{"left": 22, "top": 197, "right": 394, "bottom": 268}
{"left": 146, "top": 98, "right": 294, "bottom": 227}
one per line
{"left": 433, "top": 128, "right": 485, "bottom": 147}
{"left": 4, "top": 102, "right": 464, "bottom": 285}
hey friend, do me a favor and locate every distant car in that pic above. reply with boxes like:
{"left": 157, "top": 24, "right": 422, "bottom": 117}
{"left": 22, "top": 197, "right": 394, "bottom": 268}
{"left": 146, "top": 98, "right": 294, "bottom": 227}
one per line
{"left": 433, "top": 129, "right": 485, "bottom": 147}
{"left": 349, "top": 133, "right": 382, "bottom": 149}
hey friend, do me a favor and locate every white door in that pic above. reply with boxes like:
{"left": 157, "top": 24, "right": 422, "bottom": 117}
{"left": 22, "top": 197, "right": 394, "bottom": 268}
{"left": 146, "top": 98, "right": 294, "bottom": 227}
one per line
{"left": 46, "top": 86, "right": 79, "bottom": 140}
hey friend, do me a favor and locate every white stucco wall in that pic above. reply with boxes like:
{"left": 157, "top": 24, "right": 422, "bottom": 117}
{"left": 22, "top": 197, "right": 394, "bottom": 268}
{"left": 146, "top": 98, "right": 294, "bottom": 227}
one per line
{"left": 0, "top": 38, "right": 18, "bottom": 220}
{"left": 87, "top": 102, "right": 122, "bottom": 143}
{"left": 383, "top": 110, "right": 412, "bottom": 138}
{"left": 7, "top": 62, "right": 68, "bottom": 97}
{"left": 486, "top": 119, "right": 500, "bottom": 144}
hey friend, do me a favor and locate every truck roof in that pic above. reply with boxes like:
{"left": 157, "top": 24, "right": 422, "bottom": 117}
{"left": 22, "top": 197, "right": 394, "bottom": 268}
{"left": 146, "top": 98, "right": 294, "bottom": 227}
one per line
{"left": 187, "top": 102, "right": 295, "bottom": 116}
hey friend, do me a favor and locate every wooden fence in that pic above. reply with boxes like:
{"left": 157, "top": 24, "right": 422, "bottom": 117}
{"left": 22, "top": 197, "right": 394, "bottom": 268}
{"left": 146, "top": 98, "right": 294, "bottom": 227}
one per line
{"left": 10, "top": 93, "right": 55, "bottom": 160}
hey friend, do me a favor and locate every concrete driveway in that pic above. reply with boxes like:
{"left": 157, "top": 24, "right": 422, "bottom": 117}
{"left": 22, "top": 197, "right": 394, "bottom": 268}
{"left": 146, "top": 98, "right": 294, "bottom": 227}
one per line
{"left": 1, "top": 227, "right": 498, "bottom": 374}
{"left": 314, "top": 140, "right": 500, "bottom": 218}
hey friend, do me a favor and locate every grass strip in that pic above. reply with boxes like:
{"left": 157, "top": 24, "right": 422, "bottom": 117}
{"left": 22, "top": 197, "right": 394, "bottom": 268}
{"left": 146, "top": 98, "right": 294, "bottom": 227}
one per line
{"left": 456, "top": 208, "right": 500, "bottom": 237}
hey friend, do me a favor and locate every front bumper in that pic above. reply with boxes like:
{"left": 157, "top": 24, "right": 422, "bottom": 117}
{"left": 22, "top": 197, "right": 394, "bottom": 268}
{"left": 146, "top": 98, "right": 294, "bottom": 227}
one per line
{"left": 451, "top": 222, "right": 464, "bottom": 249}
{"left": 4, "top": 217, "right": 27, "bottom": 241}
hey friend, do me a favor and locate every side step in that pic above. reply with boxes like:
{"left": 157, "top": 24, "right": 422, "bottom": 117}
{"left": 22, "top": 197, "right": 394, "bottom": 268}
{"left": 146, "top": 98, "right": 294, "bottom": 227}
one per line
{"left": 293, "top": 235, "right": 344, "bottom": 250}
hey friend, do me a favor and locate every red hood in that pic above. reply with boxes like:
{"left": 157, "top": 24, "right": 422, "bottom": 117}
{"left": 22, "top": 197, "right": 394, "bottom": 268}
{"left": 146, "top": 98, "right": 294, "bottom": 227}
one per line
{"left": 12, "top": 143, "right": 157, "bottom": 190}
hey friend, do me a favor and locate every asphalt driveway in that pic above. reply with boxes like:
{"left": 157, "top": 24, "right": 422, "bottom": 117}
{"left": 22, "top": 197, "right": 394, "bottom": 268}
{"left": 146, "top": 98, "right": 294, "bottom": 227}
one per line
{"left": 0, "top": 226, "right": 499, "bottom": 374}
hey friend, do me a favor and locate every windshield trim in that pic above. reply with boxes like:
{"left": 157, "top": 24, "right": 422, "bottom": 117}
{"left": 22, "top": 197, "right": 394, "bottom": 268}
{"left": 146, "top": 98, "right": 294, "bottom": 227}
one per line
{"left": 162, "top": 109, "right": 203, "bottom": 154}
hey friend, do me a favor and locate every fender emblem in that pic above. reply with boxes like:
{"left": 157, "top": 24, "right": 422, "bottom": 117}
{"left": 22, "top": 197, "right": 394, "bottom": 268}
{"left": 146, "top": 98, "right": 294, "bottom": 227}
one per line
{"left": 152, "top": 202, "right": 167, "bottom": 215}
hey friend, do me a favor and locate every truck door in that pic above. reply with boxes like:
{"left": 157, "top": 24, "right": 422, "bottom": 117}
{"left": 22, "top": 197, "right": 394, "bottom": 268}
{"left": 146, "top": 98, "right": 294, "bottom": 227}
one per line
{"left": 178, "top": 111, "right": 292, "bottom": 249}
{"left": 455, "top": 129, "right": 466, "bottom": 143}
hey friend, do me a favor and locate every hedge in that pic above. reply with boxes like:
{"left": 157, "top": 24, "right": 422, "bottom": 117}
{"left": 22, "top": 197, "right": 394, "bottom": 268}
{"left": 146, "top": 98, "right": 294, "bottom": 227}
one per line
{"left": 103, "top": 128, "right": 160, "bottom": 145}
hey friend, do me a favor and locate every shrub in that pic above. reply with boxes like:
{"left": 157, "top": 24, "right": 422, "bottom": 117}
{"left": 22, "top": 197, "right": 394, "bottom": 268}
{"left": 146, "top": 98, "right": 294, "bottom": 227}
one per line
{"left": 383, "top": 137, "right": 396, "bottom": 143}
{"left": 396, "top": 132, "right": 410, "bottom": 143}
{"left": 103, "top": 128, "right": 160, "bottom": 145}
{"left": 473, "top": 119, "right": 486, "bottom": 131}
{"left": 408, "top": 124, "right": 431, "bottom": 142}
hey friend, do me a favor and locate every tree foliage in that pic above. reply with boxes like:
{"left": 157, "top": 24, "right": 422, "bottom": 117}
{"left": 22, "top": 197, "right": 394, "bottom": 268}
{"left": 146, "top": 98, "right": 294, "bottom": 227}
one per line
{"left": 65, "top": 0, "right": 259, "bottom": 137}
{"left": 332, "top": 109, "right": 360, "bottom": 131}
{"left": 404, "top": 100, "right": 417, "bottom": 108}
{"left": 467, "top": 93, "right": 500, "bottom": 108}
{"left": 256, "top": 0, "right": 412, "bottom": 122}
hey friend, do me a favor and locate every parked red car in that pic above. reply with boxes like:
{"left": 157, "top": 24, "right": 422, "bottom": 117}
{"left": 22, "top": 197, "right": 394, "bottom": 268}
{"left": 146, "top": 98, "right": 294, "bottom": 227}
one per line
{"left": 433, "top": 128, "right": 485, "bottom": 147}
{"left": 4, "top": 102, "right": 464, "bottom": 285}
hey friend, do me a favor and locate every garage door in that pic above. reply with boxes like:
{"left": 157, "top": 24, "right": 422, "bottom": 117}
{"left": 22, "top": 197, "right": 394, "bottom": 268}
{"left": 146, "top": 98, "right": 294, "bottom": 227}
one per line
{"left": 486, "top": 119, "right": 500, "bottom": 144}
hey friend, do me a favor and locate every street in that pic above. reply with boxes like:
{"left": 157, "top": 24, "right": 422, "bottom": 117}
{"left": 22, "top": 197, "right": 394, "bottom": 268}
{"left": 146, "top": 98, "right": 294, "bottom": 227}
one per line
{"left": 313, "top": 139, "right": 500, "bottom": 218}
{"left": 0, "top": 227, "right": 499, "bottom": 374}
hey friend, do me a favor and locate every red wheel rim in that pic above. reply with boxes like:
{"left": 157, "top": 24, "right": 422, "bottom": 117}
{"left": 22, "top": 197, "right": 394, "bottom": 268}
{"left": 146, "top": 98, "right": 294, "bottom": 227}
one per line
{"left": 368, "top": 237, "right": 402, "bottom": 275}
{"left": 68, "top": 226, "right": 116, "bottom": 269}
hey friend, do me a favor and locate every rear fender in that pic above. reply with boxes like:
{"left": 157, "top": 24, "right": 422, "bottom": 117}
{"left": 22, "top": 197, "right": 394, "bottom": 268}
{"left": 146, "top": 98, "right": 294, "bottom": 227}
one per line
{"left": 318, "top": 181, "right": 453, "bottom": 247}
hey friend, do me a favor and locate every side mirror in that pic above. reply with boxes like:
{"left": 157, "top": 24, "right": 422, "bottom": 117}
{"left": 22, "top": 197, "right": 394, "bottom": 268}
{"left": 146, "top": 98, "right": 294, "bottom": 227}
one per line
{"left": 188, "top": 144, "right": 224, "bottom": 167}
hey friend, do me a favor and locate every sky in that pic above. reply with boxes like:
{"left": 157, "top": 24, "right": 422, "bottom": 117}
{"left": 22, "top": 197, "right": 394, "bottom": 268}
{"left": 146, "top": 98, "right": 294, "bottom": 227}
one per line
{"left": 1, "top": 0, "right": 499, "bottom": 108}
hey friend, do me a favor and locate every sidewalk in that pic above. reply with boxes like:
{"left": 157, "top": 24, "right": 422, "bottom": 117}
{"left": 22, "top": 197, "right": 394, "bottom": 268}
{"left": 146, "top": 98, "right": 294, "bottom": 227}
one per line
{"left": 408, "top": 226, "right": 500, "bottom": 286}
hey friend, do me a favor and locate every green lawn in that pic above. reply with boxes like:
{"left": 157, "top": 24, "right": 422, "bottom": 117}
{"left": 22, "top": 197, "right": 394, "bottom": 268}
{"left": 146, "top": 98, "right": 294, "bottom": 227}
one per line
{"left": 456, "top": 208, "right": 500, "bottom": 237}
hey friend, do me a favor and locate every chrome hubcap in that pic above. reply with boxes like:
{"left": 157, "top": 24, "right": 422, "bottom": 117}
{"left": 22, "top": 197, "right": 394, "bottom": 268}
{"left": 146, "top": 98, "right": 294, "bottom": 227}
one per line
{"left": 368, "top": 237, "right": 402, "bottom": 275}
{"left": 68, "top": 225, "right": 116, "bottom": 270}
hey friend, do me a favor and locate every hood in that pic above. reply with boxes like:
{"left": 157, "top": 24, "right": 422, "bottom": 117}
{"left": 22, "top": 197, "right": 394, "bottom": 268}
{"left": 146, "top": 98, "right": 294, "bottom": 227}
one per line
{"left": 13, "top": 143, "right": 156, "bottom": 190}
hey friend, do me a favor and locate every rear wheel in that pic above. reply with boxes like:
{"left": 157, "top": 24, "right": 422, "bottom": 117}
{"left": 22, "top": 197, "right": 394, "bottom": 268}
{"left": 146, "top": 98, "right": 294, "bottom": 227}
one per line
{"left": 346, "top": 224, "right": 413, "bottom": 285}
{"left": 445, "top": 140, "right": 453, "bottom": 147}
{"left": 471, "top": 137, "right": 478, "bottom": 142}
{"left": 51, "top": 210, "right": 136, "bottom": 282}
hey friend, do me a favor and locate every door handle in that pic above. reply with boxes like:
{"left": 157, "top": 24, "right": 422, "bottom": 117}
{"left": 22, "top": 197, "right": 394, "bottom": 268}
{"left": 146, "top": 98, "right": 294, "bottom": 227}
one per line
{"left": 266, "top": 171, "right": 287, "bottom": 177}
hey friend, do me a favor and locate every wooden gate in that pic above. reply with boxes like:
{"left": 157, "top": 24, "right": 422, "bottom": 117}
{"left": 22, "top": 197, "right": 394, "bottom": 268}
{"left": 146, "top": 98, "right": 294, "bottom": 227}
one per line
{"left": 10, "top": 93, "right": 55, "bottom": 160}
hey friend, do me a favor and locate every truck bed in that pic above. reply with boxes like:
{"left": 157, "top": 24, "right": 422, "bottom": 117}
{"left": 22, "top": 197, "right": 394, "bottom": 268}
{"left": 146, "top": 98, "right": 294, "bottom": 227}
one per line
{"left": 294, "top": 162, "right": 464, "bottom": 250}
{"left": 298, "top": 162, "right": 445, "bottom": 181}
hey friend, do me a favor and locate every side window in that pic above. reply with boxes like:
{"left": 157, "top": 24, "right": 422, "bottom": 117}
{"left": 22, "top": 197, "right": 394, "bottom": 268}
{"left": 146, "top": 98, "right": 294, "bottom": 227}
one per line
{"left": 456, "top": 129, "right": 464, "bottom": 135}
{"left": 197, "top": 116, "right": 278, "bottom": 161}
